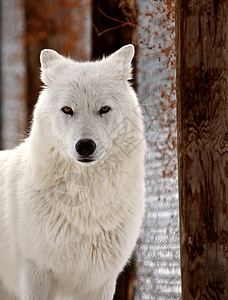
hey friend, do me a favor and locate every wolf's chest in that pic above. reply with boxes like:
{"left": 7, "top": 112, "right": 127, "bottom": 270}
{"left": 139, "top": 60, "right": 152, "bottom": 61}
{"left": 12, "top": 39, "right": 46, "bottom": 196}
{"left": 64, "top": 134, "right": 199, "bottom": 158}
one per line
{"left": 33, "top": 205, "right": 126, "bottom": 277}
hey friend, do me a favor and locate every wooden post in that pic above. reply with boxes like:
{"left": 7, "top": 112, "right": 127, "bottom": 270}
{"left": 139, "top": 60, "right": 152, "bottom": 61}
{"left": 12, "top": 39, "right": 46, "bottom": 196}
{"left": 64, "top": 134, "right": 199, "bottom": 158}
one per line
{"left": 176, "top": 0, "right": 228, "bottom": 299}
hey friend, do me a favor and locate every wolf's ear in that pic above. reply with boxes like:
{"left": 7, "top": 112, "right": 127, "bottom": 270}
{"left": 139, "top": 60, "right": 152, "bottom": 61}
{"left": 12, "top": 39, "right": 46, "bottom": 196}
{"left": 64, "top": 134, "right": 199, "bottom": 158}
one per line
{"left": 40, "top": 49, "right": 64, "bottom": 69}
{"left": 40, "top": 49, "right": 65, "bottom": 84}
{"left": 110, "top": 44, "right": 135, "bottom": 80}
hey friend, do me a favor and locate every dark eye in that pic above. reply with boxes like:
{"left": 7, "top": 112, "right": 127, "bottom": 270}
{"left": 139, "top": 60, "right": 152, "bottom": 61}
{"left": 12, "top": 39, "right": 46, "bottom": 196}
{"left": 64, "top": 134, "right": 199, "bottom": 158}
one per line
{"left": 99, "top": 106, "right": 111, "bottom": 115}
{"left": 62, "top": 106, "right": 73, "bottom": 116}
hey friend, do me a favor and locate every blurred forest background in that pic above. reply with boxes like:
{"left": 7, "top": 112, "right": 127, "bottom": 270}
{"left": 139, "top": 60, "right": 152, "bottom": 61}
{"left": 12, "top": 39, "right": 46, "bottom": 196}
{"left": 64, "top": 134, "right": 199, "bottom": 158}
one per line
{"left": 0, "top": 0, "right": 180, "bottom": 299}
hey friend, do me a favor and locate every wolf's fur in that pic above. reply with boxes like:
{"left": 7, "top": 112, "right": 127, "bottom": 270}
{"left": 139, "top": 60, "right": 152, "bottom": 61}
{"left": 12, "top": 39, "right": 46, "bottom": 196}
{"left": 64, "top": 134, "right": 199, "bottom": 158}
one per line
{"left": 0, "top": 45, "right": 145, "bottom": 300}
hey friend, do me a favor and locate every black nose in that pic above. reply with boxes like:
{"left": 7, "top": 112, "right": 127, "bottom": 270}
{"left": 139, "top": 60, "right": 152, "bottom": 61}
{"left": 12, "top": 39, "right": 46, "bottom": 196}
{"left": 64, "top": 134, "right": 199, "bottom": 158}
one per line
{"left": 75, "top": 139, "right": 96, "bottom": 156}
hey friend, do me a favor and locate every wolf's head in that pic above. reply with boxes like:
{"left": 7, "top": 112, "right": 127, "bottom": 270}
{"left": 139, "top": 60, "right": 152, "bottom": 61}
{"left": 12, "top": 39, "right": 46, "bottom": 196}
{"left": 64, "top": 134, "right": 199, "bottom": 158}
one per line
{"left": 35, "top": 45, "right": 143, "bottom": 167}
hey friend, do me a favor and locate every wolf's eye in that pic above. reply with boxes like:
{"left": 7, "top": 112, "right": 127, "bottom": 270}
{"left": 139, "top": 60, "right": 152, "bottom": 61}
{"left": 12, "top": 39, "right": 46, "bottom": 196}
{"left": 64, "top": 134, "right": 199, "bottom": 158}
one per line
{"left": 99, "top": 106, "right": 111, "bottom": 115}
{"left": 62, "top": 106, "right": 73, "bottom": 116}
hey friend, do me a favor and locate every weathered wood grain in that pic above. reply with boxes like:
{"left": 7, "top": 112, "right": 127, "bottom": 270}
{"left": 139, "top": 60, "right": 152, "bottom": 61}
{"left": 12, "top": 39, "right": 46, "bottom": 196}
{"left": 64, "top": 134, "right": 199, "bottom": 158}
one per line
{"left": 176, "top": 0, "right": 228, "bottom": 299}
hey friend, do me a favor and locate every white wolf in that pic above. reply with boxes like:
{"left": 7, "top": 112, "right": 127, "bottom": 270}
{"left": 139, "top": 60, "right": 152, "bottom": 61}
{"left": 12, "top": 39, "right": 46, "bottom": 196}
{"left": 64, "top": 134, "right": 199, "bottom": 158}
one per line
{"left": 0, "top": 45, "right": 145, "bottom": 300}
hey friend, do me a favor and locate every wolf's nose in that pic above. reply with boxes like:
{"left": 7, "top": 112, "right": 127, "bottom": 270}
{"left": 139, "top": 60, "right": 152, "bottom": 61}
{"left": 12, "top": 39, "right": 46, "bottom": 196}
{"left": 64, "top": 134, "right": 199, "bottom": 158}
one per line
{"left": 76, "top": 139, "right": 96, "bottom": 156}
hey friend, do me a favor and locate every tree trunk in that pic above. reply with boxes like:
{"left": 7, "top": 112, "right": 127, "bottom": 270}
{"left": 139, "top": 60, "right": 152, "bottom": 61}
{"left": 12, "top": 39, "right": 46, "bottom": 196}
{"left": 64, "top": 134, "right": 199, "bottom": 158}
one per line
{"left": 0, "top": 0, "right": 27, "bottom": 149}
{"left": 24, "top": 0, "right": 91, "bottom": 120}
{"left": 176, "top": 0, "right": 228, "bottom": 299}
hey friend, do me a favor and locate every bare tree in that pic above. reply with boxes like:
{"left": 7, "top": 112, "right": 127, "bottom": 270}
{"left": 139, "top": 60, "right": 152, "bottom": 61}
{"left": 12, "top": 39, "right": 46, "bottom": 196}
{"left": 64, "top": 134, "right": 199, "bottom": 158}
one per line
{"left": 176, "top": 0, "right": 228, "bottom": 298}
